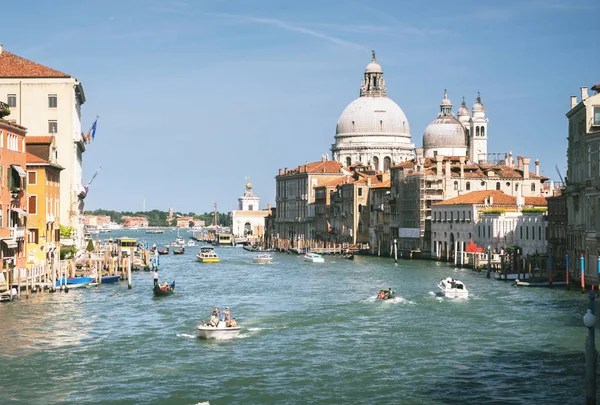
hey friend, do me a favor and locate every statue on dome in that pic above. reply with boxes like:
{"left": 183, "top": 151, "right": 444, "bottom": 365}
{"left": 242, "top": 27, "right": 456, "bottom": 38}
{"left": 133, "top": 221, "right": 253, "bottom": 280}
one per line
{"left": 371, "top": 50, "right": 376, "bottom": 61}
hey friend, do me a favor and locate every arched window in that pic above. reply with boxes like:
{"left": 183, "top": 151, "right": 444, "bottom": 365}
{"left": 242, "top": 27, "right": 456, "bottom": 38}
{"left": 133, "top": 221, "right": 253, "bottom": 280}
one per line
{"left": 383, "top": 156, "right": 391, "bottom": 172}
{"left": 496, "top": 182, "right": 501, "bottom": 190}
{"left": 358, "top": 204, "right": 363, "bottom": 213}
{"left": 515, "top": 184, "right": 519, "bottom": 191}
{"left": 481, "top": 127, "right": 485, "bottom": 137}
{"left": 531, "top": 183, "right": 536, "bottom": 192}
{"left": 352, "top": 121, "right": 355, "bottom": 131}
{"left": 358, "top": 221, "right": 363, "bottom": 233}
{"left": 454, "top": 181, "right": 458, "bottom": 190}
{"left": 346, "top": 157, "right": 351, "bottom": 167}
{"left": 476, "top": 126, "right": 480, "bottom": 136}
{"left": 466, "top": 181, "right": 471, "bottom": 191}
{"left": 380, "top": 120, "right": 383, "bottom": 132}
{"left": 244, "top": 222, "right": 252, "bottom": 236}
{"left": 373, "top": 156, "right": 379, "bottom": 171}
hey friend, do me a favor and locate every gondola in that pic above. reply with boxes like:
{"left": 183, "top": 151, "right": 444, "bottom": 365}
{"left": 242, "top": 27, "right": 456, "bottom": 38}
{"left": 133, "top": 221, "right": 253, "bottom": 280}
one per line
{"left": 173, "top": 247, "right": 185, "bottom": 255}
{"left": 344, "top": 254, "right": 354, "bottom": 260}
{"left": 153, "top": 283, "right": 175, "bottom": 297}
{"left": 158, "top": 247, "right": 169, "bottom": 255}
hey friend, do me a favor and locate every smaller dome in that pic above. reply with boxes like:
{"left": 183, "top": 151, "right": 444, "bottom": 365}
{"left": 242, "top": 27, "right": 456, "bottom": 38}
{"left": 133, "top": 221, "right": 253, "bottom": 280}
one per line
{"left": 458, "top": 97, "right": 470, "bottom": 116}
{"left": 472, "top": 93, "right": 485, "bottom": 113}
{"left": 246, "top": 182, "right": 252, "bottom": 190}
{"left": 423, "top": 116, "right": 466, "bottom": 149}
{"left": 366, "top": 50, "right": 383, "bottom": 73}
{"left": 440, "top": 89, "right": 452, "bottom": 107}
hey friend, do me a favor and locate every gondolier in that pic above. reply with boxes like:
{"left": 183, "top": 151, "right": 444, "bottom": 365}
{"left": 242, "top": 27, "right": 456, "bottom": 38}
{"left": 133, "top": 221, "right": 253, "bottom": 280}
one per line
{"left": 152, "top": 270, "right": 159, "bottom": 286}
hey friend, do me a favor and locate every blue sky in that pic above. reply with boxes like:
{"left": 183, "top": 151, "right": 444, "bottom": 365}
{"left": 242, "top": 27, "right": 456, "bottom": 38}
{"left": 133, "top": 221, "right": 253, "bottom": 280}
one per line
{"left": 3, "top": 0, "right": 599, "bottom": 213}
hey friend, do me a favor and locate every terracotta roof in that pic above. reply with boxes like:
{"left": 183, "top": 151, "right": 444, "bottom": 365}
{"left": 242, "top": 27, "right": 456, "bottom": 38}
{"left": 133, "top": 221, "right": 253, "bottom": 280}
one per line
{"left": 26, "top": 136, "right": 53, "bottom": 144}
{"left": 370, "top": 179, "right": 391, "bottom": 189}
{"left": 524, "top": 196, "right": 547, "bottom": 206}
{"left": 0, "top": 118, "right": 27, "bottom": 132}
{"left": 280, "top": 160, "right": 344, "bottom": 176}
{"left": 317, "top": 177, "right": 346, "bottom": 187}
{"left": 436, "top": 190, "right": 517, "bottom": 206}
{"left": 26, "top": 153, "right": 47, "bottom": 164}
{"left": 0, "top": 50, "right": 71, "bottom": 78}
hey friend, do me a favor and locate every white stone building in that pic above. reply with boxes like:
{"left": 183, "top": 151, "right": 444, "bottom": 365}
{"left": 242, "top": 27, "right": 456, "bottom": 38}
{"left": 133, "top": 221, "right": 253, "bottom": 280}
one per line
{"left": 332, "top": 51, "right": 415, "bottom": 171}
{"left": 0, "top": 46, "right": 87, "bottom": 248}
{"left": 231, "top": 182, "right": 268, "bottom": 240}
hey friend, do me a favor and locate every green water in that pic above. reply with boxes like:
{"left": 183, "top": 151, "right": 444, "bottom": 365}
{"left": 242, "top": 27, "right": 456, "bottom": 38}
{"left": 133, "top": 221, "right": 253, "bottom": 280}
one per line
{"left": 0, "top": 230, "right": 593, "bottom": 404}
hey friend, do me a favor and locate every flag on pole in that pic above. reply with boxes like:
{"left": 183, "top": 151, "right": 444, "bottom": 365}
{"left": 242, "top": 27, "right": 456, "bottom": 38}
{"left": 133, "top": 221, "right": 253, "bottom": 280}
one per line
{"left": 86, "top": 115, "right": 99, "bottom": 143}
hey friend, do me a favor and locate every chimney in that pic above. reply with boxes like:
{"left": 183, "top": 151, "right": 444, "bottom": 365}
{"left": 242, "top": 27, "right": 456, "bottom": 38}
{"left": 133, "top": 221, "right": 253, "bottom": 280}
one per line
{"left": 508, "top": 151, "right": 513, "bottom": 167}
{"left": 581, "top": 86, "right": 589, "bottom": 100}
{"left": 489, "top": 196, "right": 494, "bottom": 206}
{"left": 534, "top": 159, "right": 539, "bottom": 176}
{"left": 436, "top": 156, "right": 443, "bottom": 176}
{"left": 517, "top": 156, "right": 523, "bottom": 170}
{"left": 459, "top": 156, "right": 465, "bottom": 178}
{"left": 284, "top": 167, "right": 288, "bottom": 174}
{"left": 571, "top": 95, "right": 578, "bottom": 109}
{"left": 522, "top": 157, "right": 531, "bottom": 179}
{"left": 279, "top": 169, "right": 282, "bottom": 175}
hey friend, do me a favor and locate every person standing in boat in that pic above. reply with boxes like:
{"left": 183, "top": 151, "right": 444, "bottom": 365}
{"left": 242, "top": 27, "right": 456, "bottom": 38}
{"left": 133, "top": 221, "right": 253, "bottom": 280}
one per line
{"left": 387, "top": 288, "right": 394, "bottom": 299}
{"left": 151, "top": 270, "right": 159, "bottom": 286}
{"left": 224, "top": 307, "right": 231, "bottom": 322}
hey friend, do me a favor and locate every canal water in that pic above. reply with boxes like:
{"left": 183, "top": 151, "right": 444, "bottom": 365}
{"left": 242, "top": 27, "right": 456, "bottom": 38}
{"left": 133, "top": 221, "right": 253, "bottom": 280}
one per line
{"left": 0, "top": 230, "right": 594, "bottom": 404}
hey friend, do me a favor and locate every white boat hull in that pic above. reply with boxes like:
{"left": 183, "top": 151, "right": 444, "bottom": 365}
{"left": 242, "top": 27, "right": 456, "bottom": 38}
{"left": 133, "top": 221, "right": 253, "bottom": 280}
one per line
{"left": 437, "top": 277, "right": 469, "bottom": 299}
{"left": 493, "top": 272, "right": 532, "bottom": 280}
{"left": 196, "top": 325, "right": 241, "bottom": 339}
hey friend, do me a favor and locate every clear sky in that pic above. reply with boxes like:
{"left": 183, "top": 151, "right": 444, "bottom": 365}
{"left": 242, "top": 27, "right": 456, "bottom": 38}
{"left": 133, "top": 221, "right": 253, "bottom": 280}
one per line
{"left": 3, "top": 0, "right": 599, "bottom": 213}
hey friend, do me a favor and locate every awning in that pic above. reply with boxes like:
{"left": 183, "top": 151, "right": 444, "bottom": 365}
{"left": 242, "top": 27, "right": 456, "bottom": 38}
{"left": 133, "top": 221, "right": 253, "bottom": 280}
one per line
{"left": 11, "top": 164, "right": 26, "bottom": 177}
{"left": 11, "top": 208, "right": 28, "bottom": 216}
{"left": 2, "top": 239, "right": 18, "bottom": 249}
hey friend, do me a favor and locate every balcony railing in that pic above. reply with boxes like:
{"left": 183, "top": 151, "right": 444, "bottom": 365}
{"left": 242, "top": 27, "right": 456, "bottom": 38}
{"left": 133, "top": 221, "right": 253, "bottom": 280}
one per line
{"left": 10, "top": 227, "right": 25, "bottom": 239}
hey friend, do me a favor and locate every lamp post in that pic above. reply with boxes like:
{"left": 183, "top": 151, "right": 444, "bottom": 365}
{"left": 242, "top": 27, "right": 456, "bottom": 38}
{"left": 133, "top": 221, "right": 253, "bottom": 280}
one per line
{"left": 584, "top": 289, "right": 597, "bottom": 405}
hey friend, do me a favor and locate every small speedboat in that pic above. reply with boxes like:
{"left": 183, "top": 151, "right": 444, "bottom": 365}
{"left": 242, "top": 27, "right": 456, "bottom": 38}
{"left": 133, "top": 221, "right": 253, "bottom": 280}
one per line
{"left": 377, "top": 289, "right": 396, "bottom": 300}
{"left": 196, "top": 322, "right": 241, "bottom": 339}
{"left": 197, "top": 246, "right": 220, "bottom": 263}
{"left": 55, "top": 276, "right": 94, "bottom": 288}
{"left": 437, "top": 277, "right": 469, "bottom": 299}
{"left": 304, "top": 253, "right": 324, "bottom": 263}
{"left": 187, "top": 240, "right": 196, "bottom": 247}
{"left": 252, "top": 254, "right": 272, "bottom": 264}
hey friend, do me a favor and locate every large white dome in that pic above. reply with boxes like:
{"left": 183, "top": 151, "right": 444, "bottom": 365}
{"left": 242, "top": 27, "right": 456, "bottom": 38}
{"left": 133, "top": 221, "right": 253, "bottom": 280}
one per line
{"left": 336, "top": 96, "right": 410, "bottom": 137}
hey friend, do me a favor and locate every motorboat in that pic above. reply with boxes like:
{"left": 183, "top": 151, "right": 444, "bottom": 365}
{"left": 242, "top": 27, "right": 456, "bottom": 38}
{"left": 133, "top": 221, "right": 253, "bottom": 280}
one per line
{"left": 377, "top": 289, "right": 396, "bottom": 300}
{"left": 437, "top": 277, "right": 469, "bottom": 299}
{"left": 196, "top": 321, "right": 241, "bottom": 339}
{"left": 197, "top": 246, "right": 220, "bottom": 263}
{"left": 304, "top": 253, "right": 324, "bottom": 263}
{"left": 252, "top": 254, "right": 272, "bottom": 264}
{"left": 100, "top": 275, "right": 121, "bottom": 284}
{"left": 187, "top": 240, "right": 196, "bottom": 247}
{"left": 55, "top": 276, "right": 94, "bottom": 288}
{"left": 173, "top": 247, "right": 185, "bottom": 255}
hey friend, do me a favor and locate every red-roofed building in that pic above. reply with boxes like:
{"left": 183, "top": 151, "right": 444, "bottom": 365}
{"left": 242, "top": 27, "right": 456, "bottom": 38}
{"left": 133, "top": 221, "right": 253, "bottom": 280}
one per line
{"left": 0, "top": 45, "right": 88, "bottom": 249}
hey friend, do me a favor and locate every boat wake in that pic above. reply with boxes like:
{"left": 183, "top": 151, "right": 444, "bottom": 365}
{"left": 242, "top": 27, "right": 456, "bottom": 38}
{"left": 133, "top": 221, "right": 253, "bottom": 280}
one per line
{"left": 177, "top": 333, "right": 197, "bottom": 339}
{"left": 363, "top": 295, "right": 415, "bottom": 304}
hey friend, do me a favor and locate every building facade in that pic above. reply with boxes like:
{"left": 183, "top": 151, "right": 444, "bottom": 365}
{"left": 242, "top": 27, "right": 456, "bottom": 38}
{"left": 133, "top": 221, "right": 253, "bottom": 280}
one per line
{"left": 565, "top": 84, "right": 600, "bottom": 283}
{"left": 231, "top": 182, "right": 268, "bottom": 240}
{"left": 25, "top": 136, "right": 62, "bottom": 267}
{"left": 0, "top": 118, "right": 28, "bottom": 274}
{"left": 0, "top": 45, "right": 88, "bottom": 248}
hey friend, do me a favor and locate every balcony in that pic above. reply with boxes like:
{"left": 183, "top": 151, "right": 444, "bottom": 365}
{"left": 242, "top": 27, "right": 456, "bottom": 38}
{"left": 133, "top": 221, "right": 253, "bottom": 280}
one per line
{"left": 10, "top": 227, "right": 25, "bottom": 239}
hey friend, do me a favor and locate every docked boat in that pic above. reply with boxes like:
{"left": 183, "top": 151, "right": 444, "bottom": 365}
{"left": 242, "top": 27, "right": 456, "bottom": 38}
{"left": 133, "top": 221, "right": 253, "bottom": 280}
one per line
{"left": 437, "top": 277, "right": 469, "bottom": 299}
{"left": 252, "top": 254, "right": 272, "bottom": 264}
{"left": 493, "top": 271, "right": 532, "bottom": 280}
{"left": 197, "top": 246, "right": 220, "bottom": 263}
{"left": 0, "top": 288, "right": 18, "bottom": 302}
{"left": 377, "top": 289, "right": 396, "bottom": 300}
{"left": 100, "top": 275, "right": 121, "bottom": 284}
{"left": 304, "top": 253, "right": 324, "bottom": 263}
{"left": 55, "top": 276, "right": 94, "bottom": 288}
{"left": 513, "top": 279, "right": 566, "bottom": 287}
{"left": 344, "top": 254, "right": 355, "bottom": 260}
{"left": 173, "top": 247, "right": 185, "bottom": 255}
{"left": 153, "top": 283, "right": 175, "bottom": 297}
{"left": 196, "top": 322, "right": 241, "bottom": 339}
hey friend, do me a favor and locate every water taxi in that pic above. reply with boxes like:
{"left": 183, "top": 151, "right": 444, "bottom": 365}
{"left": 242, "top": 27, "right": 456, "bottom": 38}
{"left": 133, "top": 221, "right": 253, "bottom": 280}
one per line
{"left": 304, "top": 253, "right": 324, "bottom": 263}
{"left": 252, "top": 254, "right": 272, "bottom": 264}
{"left": 196, "top": 246, "right": 220, "bottom": 263}
{"left": 437, "top": 277, "right": 469, "bottom": 299}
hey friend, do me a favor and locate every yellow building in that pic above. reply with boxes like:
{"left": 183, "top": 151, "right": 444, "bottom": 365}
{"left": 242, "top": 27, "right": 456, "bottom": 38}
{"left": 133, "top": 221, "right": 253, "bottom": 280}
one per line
{"left": 25, "top": 136, "right": 62, "bottom": 267}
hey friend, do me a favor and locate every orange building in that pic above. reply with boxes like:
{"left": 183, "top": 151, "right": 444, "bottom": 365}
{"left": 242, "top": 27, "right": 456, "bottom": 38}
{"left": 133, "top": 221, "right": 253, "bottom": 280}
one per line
{"left": 0, "top": 117, "right": 28, "bottom": 274}
{"left": 25, "top": 136, "right": 63, "bottom": 266}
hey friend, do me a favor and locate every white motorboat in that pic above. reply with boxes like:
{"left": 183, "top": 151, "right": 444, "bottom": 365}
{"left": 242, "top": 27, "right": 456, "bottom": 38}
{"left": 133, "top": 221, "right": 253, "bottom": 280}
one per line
{"left": 196, "top": 322, "right": 241, "bottom": 339}
{"left": 187, "top": 240, "right": 196, "bottom": 247}
{"left": 304, "top": 253, "right": 324, "bottom": 263}
{"left": 252, "top": 254, "right": 272, "bottom": 264}
{"left": 437, "top": 277, "right": 469, "bottom": 299}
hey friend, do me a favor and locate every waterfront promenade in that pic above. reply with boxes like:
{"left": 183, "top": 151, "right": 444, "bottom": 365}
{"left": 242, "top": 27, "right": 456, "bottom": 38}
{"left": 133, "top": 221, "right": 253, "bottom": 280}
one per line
{"left": 0, "top": 231, "right": 593, "bottom": 404}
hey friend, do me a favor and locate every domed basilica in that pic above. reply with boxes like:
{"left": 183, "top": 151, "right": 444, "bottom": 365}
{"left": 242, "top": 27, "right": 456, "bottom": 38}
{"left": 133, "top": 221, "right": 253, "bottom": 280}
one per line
{"left": 331, "top": 52, "right": 489, "bottom": 169}
{"left": 331, "top": 51, "right": 414, "bottom": 172}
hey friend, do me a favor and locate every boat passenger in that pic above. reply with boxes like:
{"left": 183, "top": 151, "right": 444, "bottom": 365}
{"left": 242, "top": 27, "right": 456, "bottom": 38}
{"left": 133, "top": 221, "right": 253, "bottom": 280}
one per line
{"left": 224, "top": 307, "right": 231, "bottom": 321}
{"left": 210, "top": 314, "right": 219, "bottom": 327}
{"left": 387, "top": 288, "right": 394, "bottom": 299}
{"left": 450, "top": 279, "right": 456, "bottom": 288}
{"left": 212, "top": 307, "right": 220, "bottom": 317}
{"left": 230, "top": 318, "right": 237, "bottom": 327}
{"left": 170, "top": 281, "right": 176, "bottom": 291}
{"left": 199, "top": 320, "right": 206, "bottom": 327}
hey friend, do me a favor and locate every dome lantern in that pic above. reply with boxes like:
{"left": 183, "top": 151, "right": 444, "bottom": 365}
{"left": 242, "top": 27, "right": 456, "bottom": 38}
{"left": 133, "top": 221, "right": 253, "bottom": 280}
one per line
{"left": 360, "top": 50, "right": 386, "bottom": 97}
